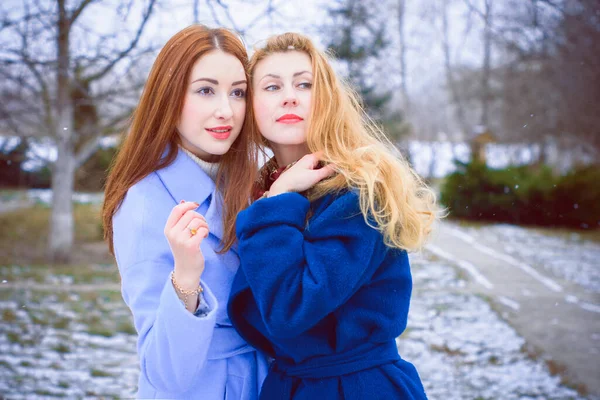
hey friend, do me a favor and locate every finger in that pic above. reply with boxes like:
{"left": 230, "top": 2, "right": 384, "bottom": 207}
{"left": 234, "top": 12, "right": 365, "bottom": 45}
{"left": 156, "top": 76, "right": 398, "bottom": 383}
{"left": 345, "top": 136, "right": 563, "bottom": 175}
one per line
{"left": 165, "top": 201, "right": 199, "bottom": 230}
{"left": 172, "top": 210, "right": 206, "bottom": 234}
{"left": 197, "top": 227, "right": 209, "bottom": 239}
{"left": 298, "top": 153, "right": 319, "bottom": 169}
{"left": 312, "top": 151, "right": 324, "bottom": 160}
{"left": 309, "top": 151, "right": 330, "bottom": 169}
{"left": 317, "top": 164, "right": 336, "bottom": 180}
{"left": 186, "top": 218, "right": 209, "bottom": 236}
{"left": 188, "top": 226, "right": 210, "bottom": 247}
{"left": 190, "top": 212, "right": 206, "bottom": 223}
{"left": 310, "top": 164, "right": 335, "bottom": 184}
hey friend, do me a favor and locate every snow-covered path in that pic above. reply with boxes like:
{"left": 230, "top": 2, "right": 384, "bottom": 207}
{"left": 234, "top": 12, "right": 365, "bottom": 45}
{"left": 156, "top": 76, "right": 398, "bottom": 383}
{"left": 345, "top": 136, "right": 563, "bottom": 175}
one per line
{"left": 427, "top": 221, "right": 600, "bottom": 398}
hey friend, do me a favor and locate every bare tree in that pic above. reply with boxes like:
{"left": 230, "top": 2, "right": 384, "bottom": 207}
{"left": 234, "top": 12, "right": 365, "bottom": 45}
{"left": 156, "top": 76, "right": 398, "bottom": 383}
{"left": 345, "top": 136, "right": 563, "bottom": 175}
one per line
{"left": 0, "top": 0, "right": 158, "bottom": 262}
{"left": 197, "top": 0, "right": 282, "bottom": 40}
{"left": 483, "top": 0, "right": 600, "bottom": 156}
{"left": 480, "top": 0, "right": 492, "bottom": 127}
{"left": 397, "top": 0, "right": 410, "bottom": 113}
{"left": 441, "top": 0, "right": 471, "bottom": 138}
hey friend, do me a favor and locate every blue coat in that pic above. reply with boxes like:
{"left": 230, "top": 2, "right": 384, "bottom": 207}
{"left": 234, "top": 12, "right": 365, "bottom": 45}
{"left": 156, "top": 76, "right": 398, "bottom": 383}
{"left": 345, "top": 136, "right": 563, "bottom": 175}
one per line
{"left": 113, "top": 148, "right": 268, "bottom": 399}
{"left": 228, "top": 191, "right": 427, "bottom": 399}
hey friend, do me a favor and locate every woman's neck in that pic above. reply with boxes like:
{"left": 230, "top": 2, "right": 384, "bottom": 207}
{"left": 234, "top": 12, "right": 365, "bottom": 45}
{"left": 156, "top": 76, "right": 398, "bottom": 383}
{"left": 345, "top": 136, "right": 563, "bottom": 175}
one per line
{"left": 271, "top": 142, "right": 310, "bottom": 167}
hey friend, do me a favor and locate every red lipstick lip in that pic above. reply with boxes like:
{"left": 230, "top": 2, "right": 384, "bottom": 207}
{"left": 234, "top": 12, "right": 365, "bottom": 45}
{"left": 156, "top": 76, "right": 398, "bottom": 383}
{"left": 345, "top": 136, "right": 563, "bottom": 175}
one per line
{"left": 276, "top": 114, "right": 303, "bottom": 123}
{"left": 205, "top": 126, "right": 232, "bottom": 139}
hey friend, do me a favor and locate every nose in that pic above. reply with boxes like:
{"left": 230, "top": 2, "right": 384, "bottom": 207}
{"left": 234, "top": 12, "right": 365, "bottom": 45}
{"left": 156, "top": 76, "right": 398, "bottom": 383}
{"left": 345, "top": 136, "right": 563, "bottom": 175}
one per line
{"left": 282, "top": 87, "right": 298, "bottom": 107}
{"left": 283, "top": 97, "right": 298, "bottom": 107}
{"left": 215, "top": 94, "right": 234, "bottom": 120}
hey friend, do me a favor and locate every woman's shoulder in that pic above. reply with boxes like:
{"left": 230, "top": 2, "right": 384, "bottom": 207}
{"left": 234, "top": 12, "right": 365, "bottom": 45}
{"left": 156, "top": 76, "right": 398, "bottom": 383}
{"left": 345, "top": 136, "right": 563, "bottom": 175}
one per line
{"left": 126, "top": 171, "right": 168, "bottom": 200}
{"left": 116, "top": 172, "right": 173, "bottom": 223}
{"left": 122, "top": 172, "right": 179, "bottom": 213}
{"left": 314, "top": 189, "right": 361, "bottom": 218}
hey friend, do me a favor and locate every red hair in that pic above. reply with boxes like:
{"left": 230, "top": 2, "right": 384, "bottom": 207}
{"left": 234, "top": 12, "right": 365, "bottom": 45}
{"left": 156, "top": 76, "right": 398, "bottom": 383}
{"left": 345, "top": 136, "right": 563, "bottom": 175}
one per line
{"left": 103, "top": 25, "right": 257, "bottom": 254}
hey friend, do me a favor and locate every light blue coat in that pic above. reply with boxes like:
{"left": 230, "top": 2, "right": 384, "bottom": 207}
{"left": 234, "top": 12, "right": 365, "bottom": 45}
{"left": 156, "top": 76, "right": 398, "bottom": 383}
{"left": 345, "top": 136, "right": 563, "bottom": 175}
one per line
{"left": 113, "top": 148, "right": 268, "bottom": 399}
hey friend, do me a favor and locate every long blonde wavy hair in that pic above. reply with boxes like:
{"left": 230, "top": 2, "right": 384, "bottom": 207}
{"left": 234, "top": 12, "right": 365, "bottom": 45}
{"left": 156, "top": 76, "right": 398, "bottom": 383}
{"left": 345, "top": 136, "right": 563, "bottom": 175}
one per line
{"left": 248, "top": 33, "right": 441, "bottom": 251}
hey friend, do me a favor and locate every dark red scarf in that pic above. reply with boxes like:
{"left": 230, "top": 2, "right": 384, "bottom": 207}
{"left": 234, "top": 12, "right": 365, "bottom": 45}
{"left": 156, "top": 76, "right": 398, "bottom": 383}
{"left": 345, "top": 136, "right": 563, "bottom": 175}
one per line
{"left": 252, "top": 157, "right": 297, "bottom": 201}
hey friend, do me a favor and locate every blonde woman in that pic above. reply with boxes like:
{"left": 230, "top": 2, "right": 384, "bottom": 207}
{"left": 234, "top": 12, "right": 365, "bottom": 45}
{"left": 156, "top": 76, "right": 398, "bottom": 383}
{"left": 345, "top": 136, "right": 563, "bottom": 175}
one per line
{"left": 227, "top": 33, "right": 440, "bottom": 399}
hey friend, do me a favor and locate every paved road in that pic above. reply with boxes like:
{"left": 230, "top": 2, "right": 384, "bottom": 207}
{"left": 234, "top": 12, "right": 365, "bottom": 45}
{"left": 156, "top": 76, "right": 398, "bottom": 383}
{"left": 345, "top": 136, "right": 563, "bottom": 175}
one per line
{"left": 428, "top": 222, "right": 600, "bottom": 397}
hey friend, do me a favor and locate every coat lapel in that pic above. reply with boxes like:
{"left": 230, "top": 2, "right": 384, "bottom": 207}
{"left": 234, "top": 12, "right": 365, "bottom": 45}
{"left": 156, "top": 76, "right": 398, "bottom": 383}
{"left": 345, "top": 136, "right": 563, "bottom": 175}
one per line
{"left": 155, "top": 147, "right": 225, "bottom": 242}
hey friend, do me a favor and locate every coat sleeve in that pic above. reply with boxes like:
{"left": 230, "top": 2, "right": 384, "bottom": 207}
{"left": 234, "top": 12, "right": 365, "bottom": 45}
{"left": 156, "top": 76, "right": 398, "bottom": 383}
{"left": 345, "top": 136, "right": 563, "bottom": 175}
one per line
{"left": 113, "top": 176, "right": 218, "bottom": 394}
{"left": 235, "top": 191, "right": 387, "bottom": 339}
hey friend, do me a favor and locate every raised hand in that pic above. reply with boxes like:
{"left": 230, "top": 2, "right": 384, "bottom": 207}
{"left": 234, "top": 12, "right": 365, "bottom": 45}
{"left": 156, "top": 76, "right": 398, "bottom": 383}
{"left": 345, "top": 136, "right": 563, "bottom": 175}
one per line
{"left": 269, "top": 153, "right": 336, "bottom": 197}
{"left": 164, "top": 201, "right": 209, "bottom": 290}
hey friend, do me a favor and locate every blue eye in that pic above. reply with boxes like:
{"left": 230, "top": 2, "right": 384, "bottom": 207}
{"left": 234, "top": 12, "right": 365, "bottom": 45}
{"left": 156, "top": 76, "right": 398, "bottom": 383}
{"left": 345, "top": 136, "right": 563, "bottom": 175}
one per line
{"left": 298, "top": 82, "right": 312, "bottom": 89}
{"left": 231, "top": 88, "right": 246, "bottom": 98}
{"left": 265, "top": 84, "right": 280, "bottom": 91}
{"left": 196, "top": 87, "right": 214, "bottom": 95}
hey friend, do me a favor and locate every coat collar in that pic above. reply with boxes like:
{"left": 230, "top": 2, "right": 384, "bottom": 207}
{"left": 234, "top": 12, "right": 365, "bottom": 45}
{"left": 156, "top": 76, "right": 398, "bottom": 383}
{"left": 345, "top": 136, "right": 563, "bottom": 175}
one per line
{"left": 155, "top": 146, "right": 225, "bottom": 241}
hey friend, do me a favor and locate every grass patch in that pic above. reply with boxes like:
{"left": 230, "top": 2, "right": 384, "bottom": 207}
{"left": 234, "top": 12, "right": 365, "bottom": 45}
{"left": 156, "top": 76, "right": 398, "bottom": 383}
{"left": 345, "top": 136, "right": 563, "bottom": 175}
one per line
{"left": 85, "top": 314, "right": 115, "bottom": 337}
{"left": 52, "top": 316, "right": 71, "bottom": 330}
{"left": 29, "top": 311, "right": 49, "bottom": 326}
{"left": 488, "top": 355, "right": 500, "bottom": 365}
{"left": 0, "top": 202, "right": 115, "bottom": 265}
{"left": 0, "top": 360, "right": 15, "bottom": 372}
{"left": 397, "top": 327, "right": 414, "bottom": 339}
{"left": 0, "top": 264, "right": 119, "bottom": 285}
{"left": 0, "top": 203, "right": 102, "bottom": 243}
{"left": 430, "top": 343, "right": 466, "bottom": 356}
{"left": 7, "top": 331, "right": 20, "bottom": 344}
{"left": 49, "top": 361, "right": 63, "bottom": 370}
{"left": 34, "top": 388, "right": 61, "bottom": 397}
{"left": 58, "top": 380, "right": 70, "bottom": 389}
{"left": 87, "top": 324, "right": 115, "bottom": 338}
{"left": 0, "top": 189, "right": 28, "bottom": 201}
{"left": 52, "top": 343, "right": 70, "bottom": 354}
{"left": 546, "top": 359, "right": 589, "bottom": 396}
{"left": 116, "top": 319, "right": 136, "bottom": 335}
{"left": 19, "top": 360, "right": 33, "bottom": 367}
{"left": 2, "top": 308, "right": 17, "bottom": 322}
{"left": 433, "top": 303, "right": 451, "bottom": 313}
{"left": 79, "top": 289, "right": 122, "bottom": 303}
{"left": 90, "top": 368, "right": 113, "bottom": 377}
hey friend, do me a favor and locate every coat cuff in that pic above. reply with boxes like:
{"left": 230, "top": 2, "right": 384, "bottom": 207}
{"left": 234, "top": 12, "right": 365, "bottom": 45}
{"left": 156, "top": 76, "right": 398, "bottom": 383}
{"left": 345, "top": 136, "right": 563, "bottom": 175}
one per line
{"left": 160, "top": 274, "right": 218, "bottom": 326}
{"left": 194, "top": 280, "right": 216, "bottom": 317}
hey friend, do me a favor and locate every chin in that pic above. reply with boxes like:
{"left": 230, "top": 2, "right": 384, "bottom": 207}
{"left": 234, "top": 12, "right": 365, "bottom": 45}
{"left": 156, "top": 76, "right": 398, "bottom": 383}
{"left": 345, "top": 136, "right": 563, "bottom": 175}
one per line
{"left": 265, "top": 134, "right": 307, "bottom": 147}
{"left": 206, "top": 145, "right": 233, "bottom": 156}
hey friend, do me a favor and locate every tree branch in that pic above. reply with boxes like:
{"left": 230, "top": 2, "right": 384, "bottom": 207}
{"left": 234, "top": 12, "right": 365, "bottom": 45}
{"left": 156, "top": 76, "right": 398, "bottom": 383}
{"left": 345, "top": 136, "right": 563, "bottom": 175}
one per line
{"left": 74, "top": 135, "right": 101, "bottom": 168}
{"left": 85, "top": 0, "right": 156, "bottom": 83}
{"left": 70, "top": 0, "right": 96, "bottom": 24}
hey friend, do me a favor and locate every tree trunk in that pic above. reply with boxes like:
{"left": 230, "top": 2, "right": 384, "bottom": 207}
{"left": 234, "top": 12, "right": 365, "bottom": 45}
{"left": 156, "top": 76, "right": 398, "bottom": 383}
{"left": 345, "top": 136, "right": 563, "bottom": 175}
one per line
{"left": 49, "top": 0, "right": 74, "bottom": 263}
{"left": 481, "top": 0, "right": 492, "bottom": 127}
{"left": 428, "top": 142, "right": 437, "bottom": 178}
{"left": 442, "top": 0, "right": 470, "bottom": 139}
{"left": 49, "top": 137, "right": 75, "bottom": 263}
{"left": 398, "top": 0, "right": 410, "bottom": 113}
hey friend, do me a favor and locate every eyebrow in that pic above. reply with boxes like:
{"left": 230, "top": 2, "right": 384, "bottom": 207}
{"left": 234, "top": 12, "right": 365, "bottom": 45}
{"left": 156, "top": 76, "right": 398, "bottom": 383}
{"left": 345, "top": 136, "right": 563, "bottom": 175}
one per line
{"left": 191, "top": 78, "right": 247, "bottom": 86}
{"left": 259, "top": 70, "right": 313, "bottom": 82}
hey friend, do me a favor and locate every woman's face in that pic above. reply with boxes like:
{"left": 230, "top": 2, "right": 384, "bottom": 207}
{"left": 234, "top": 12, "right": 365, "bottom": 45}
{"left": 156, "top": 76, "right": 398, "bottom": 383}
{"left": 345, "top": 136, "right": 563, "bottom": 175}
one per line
{"left": 177, "top": 50, "right": 247, "bottom": 162}
{"left": 252, "top": 51, "right": 313, "bottom": 147}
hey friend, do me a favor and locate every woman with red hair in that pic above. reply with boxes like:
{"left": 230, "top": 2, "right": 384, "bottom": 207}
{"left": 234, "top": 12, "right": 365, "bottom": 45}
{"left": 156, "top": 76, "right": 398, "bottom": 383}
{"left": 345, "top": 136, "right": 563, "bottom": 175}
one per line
{"left": 102, "top": 25, "right": 267, "bottom": 399}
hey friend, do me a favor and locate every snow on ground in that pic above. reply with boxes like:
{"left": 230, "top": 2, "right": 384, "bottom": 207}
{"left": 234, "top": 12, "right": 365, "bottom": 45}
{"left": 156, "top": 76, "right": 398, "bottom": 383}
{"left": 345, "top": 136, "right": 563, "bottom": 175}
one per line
{"left": 404, "top": 252, "right": 586, "bottom": 399}
{"left": 450, "top": 223, "right": 600, "bottom": 294}
{"left": 0, "top": 287, "right": 138, "bottom": 398}
{"left": 1, "top": 250, "right": 591, "bottom": 398}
